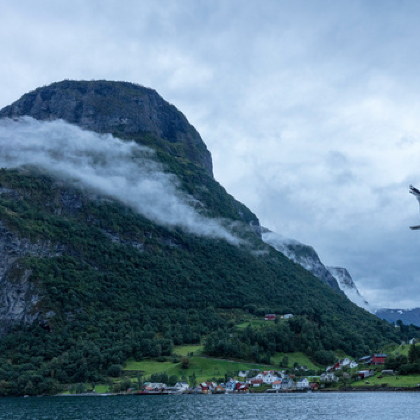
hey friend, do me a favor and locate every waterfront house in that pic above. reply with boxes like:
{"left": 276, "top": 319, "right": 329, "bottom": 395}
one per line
{"left": 236, "top": 382, "right": 249, "bottom": 393}
{"left": 263, "top": 372, "right": 279, "bottom": 384}
{"left": 272, "top": 380, "right": 282, "bottom": 390}
{"left": 174, "top": 382, "right": 189, "bottom": 392}
{"left": 281, "top": 378, "right": 295, "bottom": 390}
{"left": 320, "top": 373, "right": 338, "bottom": 383}
{"left": 200, "top": 382, "right": 217, "bottom": 393}
{"left": 225, "top": 381, "right": 238, "bottom": 392}
{"left": 250, "top": 378, "right": 263, "bottom": 387}
{"left": 296, "top": 378, "right": 309, "bottom": 389}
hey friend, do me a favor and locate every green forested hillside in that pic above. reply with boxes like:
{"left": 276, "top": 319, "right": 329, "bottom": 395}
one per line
{"left": 0, "top": 81, "right": 400, "bottom": 395}
{"left": 0, "top": 168, "right": 397, "bottom": 395}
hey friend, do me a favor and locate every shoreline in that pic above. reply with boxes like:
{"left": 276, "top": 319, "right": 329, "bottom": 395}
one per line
{"left": 50, "top": 387, "right": 420, "bottom": 397}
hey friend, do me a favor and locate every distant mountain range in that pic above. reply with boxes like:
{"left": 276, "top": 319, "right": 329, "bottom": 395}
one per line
{"left": 262, "top": 230, "right": 420, "bottom": 327}
{"left": 375, "top": 308, "right": 420, "bottom": 327}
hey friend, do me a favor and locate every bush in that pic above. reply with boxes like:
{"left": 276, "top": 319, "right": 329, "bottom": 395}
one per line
{"left": 107, "top": 364, "right": 122, "bottom": 378}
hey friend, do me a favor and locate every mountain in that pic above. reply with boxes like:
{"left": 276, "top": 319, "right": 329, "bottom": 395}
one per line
{"left": 0, "top": 80, "right": 397, "bottom": 395}
{"left": 326, "top": 267, "right": 371, "bottom": 312}
{"left": 261, "top": 230, "right": 371, "bottom": 311}
{"left": 375, "top": 308, "right": 420, "bottom": 327}
{"left": 261, "top": 230, "right": 340, "bottom": 292}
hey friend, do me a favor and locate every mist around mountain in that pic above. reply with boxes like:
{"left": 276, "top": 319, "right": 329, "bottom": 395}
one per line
{"left": 262, "top": 230, "right": 372, "bottom": 312}
{"left": 0, "top": 80, "right": 400, "bottom": 395}
{"left": 326, "top": 267, "right": 371, "bottom": 312}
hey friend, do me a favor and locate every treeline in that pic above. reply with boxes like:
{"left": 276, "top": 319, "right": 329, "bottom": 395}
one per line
{"left": 204, "top": 314, "right": 398, "bottom": 364}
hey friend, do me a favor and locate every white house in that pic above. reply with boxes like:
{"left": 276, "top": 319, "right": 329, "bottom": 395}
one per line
{"left": 174, "top": 382, "right": 189, "bottom": 392}
{"left": 296, "top": 378, "right": 309, "bottom": 389}
{"left": 272, "top": 380, "right": 282, "bottom": 390}
{"left": 320, "top": 373, "right": 338, "bottom": 383}
{"left": 263, "top": 373, "right": 280, "bottom": 384}
{"left": 340, "top": 358, "right": 358, "bottom": 369}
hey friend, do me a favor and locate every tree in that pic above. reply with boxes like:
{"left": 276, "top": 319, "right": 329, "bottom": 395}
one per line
{"left": 168, "top": 375, "right": 178, "bottom": 386}
{"left": 280, "top": 356, "right": 289, "bottom": 368}
{"left": 181, "top": 356, "right": 190, "bottom": 369}
{"left": 107, "top": 364, "right": 122, "bottom": 378}
{"left": 408, "top": 343, "right": 420, "bottom": 363}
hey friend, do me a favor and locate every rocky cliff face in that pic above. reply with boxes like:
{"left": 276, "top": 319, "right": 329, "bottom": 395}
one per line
{"left": 326, "top": 266, "right": 371, "bottom": 312}
{"left": 0, "top": 80, "right": 213, "bottom": 177}
{"left": 262, "top": 230, "right": 372, "bottom": 311}
{"left": 261, "top": 230, "right": 342, "bottom": 292}
{"left": 0, "top": 219, "right": 64, "bottom": 334}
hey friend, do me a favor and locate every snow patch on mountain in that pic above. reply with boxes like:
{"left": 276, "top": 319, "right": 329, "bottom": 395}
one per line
{"left": 326, "top": 267, "right": 372, "bottom": 312}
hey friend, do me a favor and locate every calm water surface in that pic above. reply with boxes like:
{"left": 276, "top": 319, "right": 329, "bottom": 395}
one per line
{"left": 1, "top": 392, "right": 420, "bottom": 420}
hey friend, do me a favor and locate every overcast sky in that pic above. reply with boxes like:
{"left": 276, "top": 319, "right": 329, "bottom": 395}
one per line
{"left": 1, "top": 0, "right": 420, "bottom": 309}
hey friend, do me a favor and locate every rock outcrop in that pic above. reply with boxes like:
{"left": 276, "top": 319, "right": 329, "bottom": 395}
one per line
{"left": 0, "top": 219, "right": 64, "bottom": 334}
{"left": 326, "top": 266, "right": 371, "bottom": 312}
{"left": 261, "top": 230, "right": 342, "bottom": 292}
{"left": 0, "top": 80, "right": 213, "bottom": 177}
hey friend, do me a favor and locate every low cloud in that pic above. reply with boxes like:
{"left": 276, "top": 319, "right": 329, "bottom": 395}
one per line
{"left": 0, "top": 117, "right": 240, "bottom": 245}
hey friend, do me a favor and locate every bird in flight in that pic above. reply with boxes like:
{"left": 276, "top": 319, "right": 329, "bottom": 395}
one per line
{"left": 409, "top": 185, "right": 420, "bottom": 230}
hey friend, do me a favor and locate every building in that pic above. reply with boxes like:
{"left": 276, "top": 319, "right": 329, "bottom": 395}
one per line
{"left": 371, "top": 354, "right": 387, "bottom": 365}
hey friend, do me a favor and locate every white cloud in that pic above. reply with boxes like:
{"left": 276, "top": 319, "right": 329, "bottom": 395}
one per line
{"left": 0, "top": 117, "right": 240, "bottom": 245}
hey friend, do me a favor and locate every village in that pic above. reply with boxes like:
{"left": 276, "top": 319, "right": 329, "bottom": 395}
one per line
{"left": 136, "top": 353, "right": 392, "bottom": 395}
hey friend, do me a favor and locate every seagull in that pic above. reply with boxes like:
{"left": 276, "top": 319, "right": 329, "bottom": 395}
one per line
{"left": 409, "top": 185, "right": 420, "bottom": 230}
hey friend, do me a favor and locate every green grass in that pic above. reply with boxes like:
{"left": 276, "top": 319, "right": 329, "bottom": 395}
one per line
{"left": 94, "top": 384, "right": 112, "bottom": 394}
{"left": 235, "top": 319, "right": 269, "bottom": 329}
{"left": 124, "top": 359, "right": 178, "bottom": 374}
{"left": 123, "top": 356, "right": 276, "bottom": 384}
{"left": 271, "top": 352, "right": 320, "bottom": 371}
{"left": 387, "top": 343, "right": 420, "bottom": 358}
{"left": 352, "top": 374, "right": 420, "bottom": 388}
{"left": 172, "top": 345, "right": 203, "bottom": 357}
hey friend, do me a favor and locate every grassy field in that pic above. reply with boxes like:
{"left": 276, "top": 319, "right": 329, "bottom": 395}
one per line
{"left": 351, "top": 374, "right": 420, "bottom": 388}
{"left": 94, "top": 384, "right": 112, "bottom": 393}
{"left": 235, "top": 319, "right": 270, "bottom": 329}
{"left": 122, "top": 348, "right": 323, "bottom": 385}
{"left": 172, "top": 345, "right": 204, "bottom": 357}
{"left": 123, "top": 356, "right": 278, "bottom": 384}
{"left": 387, "top": 343, "right": 420, "bottom": 357}
{"left": 271, "top": 352, "right": 320, "bottom": 371}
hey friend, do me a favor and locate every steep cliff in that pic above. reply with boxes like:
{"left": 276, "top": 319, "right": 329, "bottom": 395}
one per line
{"left": 261, "top": 229, "right": 342, "bottom": 292}
{"left": 0, "top": 80, "right": 213, "bottom": 177}
{"left": 326, "top": 266, "right": 371, "bottom": 312}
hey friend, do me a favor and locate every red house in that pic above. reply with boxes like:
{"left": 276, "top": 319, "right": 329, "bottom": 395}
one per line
{"left": 264, "top": 314, "right": 276, "bottom": 321}
{"left": 372, "top": 354, "right": 387, "bottom": 365}
{"left": 236, "top": 382, "right": 249, "bottom": 392}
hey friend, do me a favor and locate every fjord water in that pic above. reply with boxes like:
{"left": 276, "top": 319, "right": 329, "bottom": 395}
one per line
{"left": 2, "top": 393, "right": 420, "bottom": 420}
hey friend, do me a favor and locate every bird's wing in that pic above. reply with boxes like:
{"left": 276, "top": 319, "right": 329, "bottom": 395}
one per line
{"left": 410, "top": 185, "right": 420, "bottom": 204}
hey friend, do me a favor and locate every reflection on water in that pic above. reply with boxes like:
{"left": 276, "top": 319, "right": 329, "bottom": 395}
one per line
{"left": 2, "top": 392, "right": 420, "bottom": 420}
